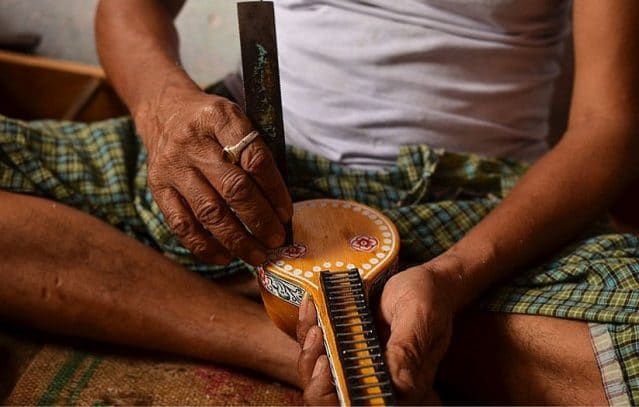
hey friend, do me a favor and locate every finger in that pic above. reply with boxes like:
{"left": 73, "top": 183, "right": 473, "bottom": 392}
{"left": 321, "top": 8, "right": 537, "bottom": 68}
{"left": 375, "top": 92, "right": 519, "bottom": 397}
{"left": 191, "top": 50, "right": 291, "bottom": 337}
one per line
{"left": 297, "top": 295, "right": 318, "bottom": 346}
{"left": 174, "top": 169, "right": 268, "bottom": 266}
{"left": 303, "top": 355, "right": 339, "bottom": 406}
{"left": 210, "top": 157, "right": 286, "bottom": 248}
{"left": 298, "top": 325, "right": 325, "bottom": 389}
{"left": 240, "top": 137, "right": 293, "bottom": 223}
{"left": 384, "top": 310, "right": 429, "bottom": 399}
{"left": 153, "top": 186, "right": 231, "bottom": 264}
{"left": 209, "top": 100, "right": 293, "bottom": 224}
{"left": 195, "top": 138, "right": 286, "bottom": 249}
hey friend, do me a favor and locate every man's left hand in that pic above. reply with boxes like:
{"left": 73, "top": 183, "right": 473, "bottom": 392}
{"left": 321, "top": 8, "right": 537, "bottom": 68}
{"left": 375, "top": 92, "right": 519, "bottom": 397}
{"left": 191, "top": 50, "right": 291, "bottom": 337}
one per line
{"left": 296, "top": 264, "right": 458, "bottom": 405}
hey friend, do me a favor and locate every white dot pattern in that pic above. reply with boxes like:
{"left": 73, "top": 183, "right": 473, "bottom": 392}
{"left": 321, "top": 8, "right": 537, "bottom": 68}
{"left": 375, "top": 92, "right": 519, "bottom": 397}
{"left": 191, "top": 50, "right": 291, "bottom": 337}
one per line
{"left": 265, "top": 200, "right": 397, "bottom": 286}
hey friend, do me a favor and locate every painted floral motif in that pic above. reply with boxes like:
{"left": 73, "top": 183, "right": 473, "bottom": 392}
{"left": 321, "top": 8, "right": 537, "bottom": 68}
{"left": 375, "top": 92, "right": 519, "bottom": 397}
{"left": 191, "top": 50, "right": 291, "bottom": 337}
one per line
{"left": 277, "top": 242, "right": 307, "bottom": 259}
{"left": 349, "top": 234, "right": 379, "bottom": 252}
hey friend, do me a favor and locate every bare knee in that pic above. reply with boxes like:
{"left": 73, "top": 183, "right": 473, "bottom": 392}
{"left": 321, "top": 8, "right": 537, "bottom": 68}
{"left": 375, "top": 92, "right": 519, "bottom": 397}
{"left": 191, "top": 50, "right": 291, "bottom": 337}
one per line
{"left": 437, "top": 312, "right": 607, "bottom": 405}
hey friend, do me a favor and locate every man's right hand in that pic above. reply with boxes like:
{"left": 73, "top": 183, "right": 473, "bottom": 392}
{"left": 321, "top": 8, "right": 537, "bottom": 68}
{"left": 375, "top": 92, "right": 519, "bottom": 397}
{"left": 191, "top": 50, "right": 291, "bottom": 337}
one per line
{"left": 136, "top": 86, "right": 293, "bottom": 266}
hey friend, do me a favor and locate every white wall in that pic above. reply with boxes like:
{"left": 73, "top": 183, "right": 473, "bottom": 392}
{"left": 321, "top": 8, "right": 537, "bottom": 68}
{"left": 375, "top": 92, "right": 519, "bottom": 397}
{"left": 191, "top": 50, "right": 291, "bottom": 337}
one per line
{"left": 0, "top": 0, "right": 240, "bottom": 85}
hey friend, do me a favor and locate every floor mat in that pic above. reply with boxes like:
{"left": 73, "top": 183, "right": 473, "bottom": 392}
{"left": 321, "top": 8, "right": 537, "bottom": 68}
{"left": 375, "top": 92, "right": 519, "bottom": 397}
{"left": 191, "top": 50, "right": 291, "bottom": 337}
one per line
{"left": 6, "top": 343, "right": 302, "bottom": 406}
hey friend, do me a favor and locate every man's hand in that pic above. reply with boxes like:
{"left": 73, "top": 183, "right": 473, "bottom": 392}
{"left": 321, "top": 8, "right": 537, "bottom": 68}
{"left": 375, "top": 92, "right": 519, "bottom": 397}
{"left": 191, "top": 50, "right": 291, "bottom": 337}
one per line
{"left": 136, "top": 86, "right": 293, "bottom": 265}
{"left": 378, "top": 265, "right": 454, "bottom": 404}
{"left": 297, "top": 295, "right": 339, "bottom": 406}
{"left": 96, "top": 0, "right": 293, "bottom": 265}
{"left": 297, "top": 264, "right": 457, "bottom": 405}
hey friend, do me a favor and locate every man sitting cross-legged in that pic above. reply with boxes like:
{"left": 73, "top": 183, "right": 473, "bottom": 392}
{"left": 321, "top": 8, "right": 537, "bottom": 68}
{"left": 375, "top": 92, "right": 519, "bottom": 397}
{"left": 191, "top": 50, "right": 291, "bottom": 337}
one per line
{"left": 1, "top": 0, "right": 638, "bottom": 404}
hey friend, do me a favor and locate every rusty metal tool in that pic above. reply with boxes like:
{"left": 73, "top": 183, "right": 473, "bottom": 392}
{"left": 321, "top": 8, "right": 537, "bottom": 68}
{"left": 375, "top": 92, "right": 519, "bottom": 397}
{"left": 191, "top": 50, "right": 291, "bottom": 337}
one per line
{"left": 238, "top": 1, "right": 293, "bottom": 245}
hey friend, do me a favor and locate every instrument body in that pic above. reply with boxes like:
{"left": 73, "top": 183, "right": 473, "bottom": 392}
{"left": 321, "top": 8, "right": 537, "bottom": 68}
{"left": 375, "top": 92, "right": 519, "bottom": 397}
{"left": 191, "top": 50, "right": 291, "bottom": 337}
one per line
{"left": 258, "top": 199, "right": 400, "bottom": 405}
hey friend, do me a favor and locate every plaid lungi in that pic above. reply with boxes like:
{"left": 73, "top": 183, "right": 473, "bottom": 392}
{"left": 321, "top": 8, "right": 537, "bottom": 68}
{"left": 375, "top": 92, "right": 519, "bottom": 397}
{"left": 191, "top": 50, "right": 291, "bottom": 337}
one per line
{"left": 1, "top": 112, "right": 638, "bottom": 405}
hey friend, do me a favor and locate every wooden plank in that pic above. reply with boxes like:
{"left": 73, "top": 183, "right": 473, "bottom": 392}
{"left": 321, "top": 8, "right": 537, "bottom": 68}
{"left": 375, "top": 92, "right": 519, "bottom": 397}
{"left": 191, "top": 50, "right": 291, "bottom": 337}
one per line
{"left": 0, "top": 50, "right": 106, "bottom": 78}
{"left": 0, "top": 50, "right": 127, "bottom": 121}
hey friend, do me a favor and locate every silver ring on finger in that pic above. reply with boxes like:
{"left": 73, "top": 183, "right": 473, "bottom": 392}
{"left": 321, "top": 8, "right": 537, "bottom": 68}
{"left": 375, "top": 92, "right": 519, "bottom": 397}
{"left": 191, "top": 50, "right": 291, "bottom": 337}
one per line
{"left": 222, "top": 130, "right": 261, "bottom": 165}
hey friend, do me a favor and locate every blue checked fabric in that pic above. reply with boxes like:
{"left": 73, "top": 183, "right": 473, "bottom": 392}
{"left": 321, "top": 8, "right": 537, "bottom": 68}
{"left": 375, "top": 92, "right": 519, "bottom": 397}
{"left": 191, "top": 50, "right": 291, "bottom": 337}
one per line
{"left": 1, "top": 110, "right": 638, "bottom": 403}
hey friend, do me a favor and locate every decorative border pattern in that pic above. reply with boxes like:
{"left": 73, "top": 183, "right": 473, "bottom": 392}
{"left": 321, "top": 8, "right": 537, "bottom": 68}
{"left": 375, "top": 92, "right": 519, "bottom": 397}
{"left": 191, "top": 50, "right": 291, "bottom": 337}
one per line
{"left": 258, "top": 267, "right": 306, "bottom": 306}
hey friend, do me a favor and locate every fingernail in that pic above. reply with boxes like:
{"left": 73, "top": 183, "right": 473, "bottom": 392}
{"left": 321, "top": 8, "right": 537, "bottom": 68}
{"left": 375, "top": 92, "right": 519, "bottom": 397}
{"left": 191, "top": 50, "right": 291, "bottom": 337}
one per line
{"left": 268, "top": 233, "right": 284, "bottom": 249}
{"left": 311, "top": 356, "right": 326, "bottom": 379}
{"left": 302, "top": 294, "right": 314, "bottom": 321}
{"left": 303, "top": 327, "right": 316, "bottom": 350}
{"left": 277, "top": 207, "right": 291, "bottom": 222}
{"left": 249, "top": 249, "right": 267, "bottom": 265}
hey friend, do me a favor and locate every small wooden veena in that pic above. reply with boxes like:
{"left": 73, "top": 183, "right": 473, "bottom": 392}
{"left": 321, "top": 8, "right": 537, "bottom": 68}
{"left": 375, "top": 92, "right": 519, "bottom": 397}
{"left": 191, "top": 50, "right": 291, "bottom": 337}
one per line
{"left": 258, "top": 199, "right": 400, "bottom": 405}
{"left": 237, "top": 2, "right": 399, "bottom": 405}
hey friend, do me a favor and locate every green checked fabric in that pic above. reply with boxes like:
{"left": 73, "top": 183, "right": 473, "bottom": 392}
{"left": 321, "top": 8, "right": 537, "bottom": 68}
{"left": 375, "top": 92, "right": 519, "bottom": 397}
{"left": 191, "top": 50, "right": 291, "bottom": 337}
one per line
{"left": 1, "top": 111, "right": 638, "bottom": 405}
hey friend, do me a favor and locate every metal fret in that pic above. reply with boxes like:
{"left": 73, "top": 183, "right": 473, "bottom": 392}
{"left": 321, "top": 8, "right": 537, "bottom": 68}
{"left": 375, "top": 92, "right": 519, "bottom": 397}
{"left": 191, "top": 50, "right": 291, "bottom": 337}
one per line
{"left": 344, "top": 353, "right": 382, "bottom": 362}
{"left": 331, "top": 298, "right": 366, "bottom": 307}
{"left": 341, "top": 338, "right": 374, "bottom": 345}
{"left": 328, "top": 293, "right": 364, "bottom": 301}
{"left": 333, "top": 304, "right": 367, "bottom": 313}
{"left": 348, "top": 371, "right": 386, "bottom": 380}
{"left": 342, "top": 344, "right": 380, "bottom": 354}
{"left": 334, "top": 322, "right": 374, "bottom": 329}
{"left": 336, "top": 330, "right": 373, "bottom": 337}
{"left": 352, "top": 381, "right": 392, "bottom": 391}
{"left": 333, "top": 312, "right": 370, "bottom": 320}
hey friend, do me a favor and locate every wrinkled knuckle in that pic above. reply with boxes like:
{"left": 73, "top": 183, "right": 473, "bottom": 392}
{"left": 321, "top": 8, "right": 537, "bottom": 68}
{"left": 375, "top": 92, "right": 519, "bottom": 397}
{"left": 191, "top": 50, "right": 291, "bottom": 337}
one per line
{"left": 209, "top": 100, "right": 235, "bottom": 123}
{"left": 196, "top": 103, "right": 218, "bottom": 122}
{"left": 244, "top": 149, "right": 272, "bottom": 175}
{"left": 220, "top": 171, "right": 252, "bottom": 202}
{"left": 213, "top": 98, "right": 243, "bottom": 118}
{"left": 193, "top": 199, "right": 225, "bottom": 226}
{"left": 168, "top": 121, "right": 199, "bottom": 146}
{"left": 188, "top": 239, "right": 209, "bottom": 258}
{"left": 184, "top": 105, "right": 215, "bottom": 135}
{"left": 211, "top": 100, "right": 250, "bottom": 134}
{"left": 167, "top": 214, "right": 192, "bottom": 238}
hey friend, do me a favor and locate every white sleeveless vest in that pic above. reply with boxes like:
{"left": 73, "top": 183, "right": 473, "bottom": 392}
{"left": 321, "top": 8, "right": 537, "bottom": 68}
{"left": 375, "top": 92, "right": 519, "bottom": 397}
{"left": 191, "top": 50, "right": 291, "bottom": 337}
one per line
{"left": 226, "top": 0, "right": 572, "bottom": 168}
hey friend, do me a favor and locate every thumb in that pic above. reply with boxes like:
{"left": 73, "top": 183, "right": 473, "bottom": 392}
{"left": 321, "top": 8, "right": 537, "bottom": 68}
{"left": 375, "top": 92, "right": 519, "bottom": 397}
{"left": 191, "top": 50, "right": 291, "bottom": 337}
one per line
{"left": 384, "top": 309, "right": 429, "bottom": 398}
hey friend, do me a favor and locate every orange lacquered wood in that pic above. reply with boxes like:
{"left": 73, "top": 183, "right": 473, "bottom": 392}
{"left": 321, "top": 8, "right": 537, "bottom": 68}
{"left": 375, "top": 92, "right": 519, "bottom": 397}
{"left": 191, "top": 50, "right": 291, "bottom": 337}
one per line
{"left": 258, "top": 283, "right": 299, "bottom": 338}
{"left": 259, "top": 199, "right": 400, "bottom": 405}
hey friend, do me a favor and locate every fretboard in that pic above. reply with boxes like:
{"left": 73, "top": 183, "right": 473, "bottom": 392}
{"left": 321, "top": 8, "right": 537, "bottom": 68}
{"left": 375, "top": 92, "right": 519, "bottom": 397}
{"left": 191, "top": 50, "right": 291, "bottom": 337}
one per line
{"left": 320, "top": 270, "right": 395, "bottom": 405}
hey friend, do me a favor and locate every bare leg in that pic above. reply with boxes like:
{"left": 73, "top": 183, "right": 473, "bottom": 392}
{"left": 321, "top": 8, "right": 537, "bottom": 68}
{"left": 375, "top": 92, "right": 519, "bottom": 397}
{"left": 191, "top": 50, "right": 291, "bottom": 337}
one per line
{"left": 0, "top": 191, "right": 299, "bottom": 386}
{"left": 438, "top": 312, "right": 607, "bottom": 405}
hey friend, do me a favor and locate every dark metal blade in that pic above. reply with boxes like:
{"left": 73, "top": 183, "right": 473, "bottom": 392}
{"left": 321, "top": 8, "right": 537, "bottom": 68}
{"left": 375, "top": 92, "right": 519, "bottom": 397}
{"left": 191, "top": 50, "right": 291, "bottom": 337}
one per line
{"left": 238, "top": 1, "right": 292, "bottom": 244}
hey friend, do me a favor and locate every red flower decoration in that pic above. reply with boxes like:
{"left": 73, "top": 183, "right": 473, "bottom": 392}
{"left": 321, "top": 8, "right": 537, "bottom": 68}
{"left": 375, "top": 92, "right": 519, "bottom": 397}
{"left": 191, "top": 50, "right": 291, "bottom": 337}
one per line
{"left": 349, "top": 235, "right": 379, "bottom": 252}
{"left": 278, "top": 242, "right": 308, "bottom": 259}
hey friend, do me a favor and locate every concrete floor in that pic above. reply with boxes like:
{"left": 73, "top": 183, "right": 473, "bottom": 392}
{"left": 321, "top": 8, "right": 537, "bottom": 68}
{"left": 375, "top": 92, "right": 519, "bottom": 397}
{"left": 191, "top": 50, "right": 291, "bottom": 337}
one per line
{"left": 0, "top": 0, "right": 240, "bottom": 85}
